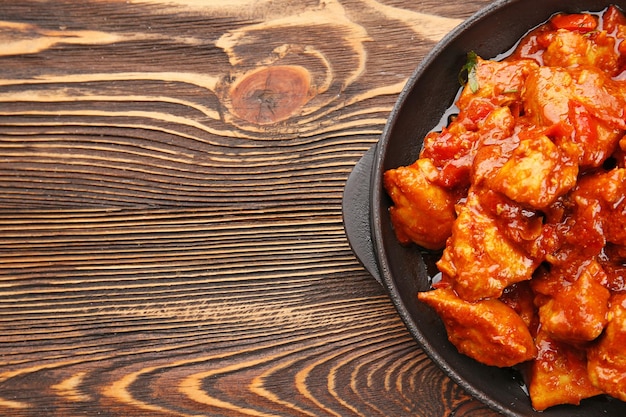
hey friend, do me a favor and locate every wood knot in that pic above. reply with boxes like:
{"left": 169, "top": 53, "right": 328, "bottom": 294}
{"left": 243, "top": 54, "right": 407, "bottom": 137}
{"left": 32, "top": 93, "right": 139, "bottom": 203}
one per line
{"left": 229, "top": 65, "right": 311, "bottom": 125}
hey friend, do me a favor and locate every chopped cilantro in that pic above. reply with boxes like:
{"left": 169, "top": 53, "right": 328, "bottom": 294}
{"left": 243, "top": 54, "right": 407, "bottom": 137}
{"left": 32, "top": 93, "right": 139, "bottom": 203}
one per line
{"left": 459, "top": 51, "right": 480, "bottom": 93}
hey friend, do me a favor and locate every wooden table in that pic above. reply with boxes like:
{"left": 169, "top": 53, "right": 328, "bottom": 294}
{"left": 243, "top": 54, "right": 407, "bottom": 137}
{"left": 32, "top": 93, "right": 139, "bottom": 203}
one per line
{"left": 0, "top": 1, "right": 501, "bottom": 416}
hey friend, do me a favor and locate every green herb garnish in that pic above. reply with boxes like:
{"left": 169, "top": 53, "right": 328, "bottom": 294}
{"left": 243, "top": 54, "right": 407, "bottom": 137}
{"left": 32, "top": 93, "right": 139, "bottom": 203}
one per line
{"left": 459, "top": 51, "right": 480, "bottom": 93}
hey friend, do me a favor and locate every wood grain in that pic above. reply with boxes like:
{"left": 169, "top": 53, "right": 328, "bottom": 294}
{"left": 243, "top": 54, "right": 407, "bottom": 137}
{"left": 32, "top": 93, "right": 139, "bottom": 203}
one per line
{"left": 0, "top": 0, "right": 500, "bottom": 416}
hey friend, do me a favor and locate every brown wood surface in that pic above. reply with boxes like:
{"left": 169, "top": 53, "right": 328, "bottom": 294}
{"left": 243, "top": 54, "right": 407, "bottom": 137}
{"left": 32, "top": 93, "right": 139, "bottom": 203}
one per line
{"left": 0, "top": 1, "right": 502, "bottom": 416}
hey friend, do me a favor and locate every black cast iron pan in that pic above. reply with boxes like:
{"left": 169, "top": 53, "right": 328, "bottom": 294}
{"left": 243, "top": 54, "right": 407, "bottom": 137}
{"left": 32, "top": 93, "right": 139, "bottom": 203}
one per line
{"left": 342, "top": 0, "right": 626, "bottom": 415}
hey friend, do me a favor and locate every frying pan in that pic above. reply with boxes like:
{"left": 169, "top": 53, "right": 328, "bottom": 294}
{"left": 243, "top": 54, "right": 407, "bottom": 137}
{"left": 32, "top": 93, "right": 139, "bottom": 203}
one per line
{"left": 342, "top": 0, "right": 626, "bottom": 415}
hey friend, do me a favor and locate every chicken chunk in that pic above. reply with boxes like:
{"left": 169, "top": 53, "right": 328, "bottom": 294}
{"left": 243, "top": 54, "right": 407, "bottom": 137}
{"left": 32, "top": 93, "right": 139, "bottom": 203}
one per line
{"left": 531, "top": 260, "right": 610, "bottom": 344}
{"left": 573, "top": 168, "right": 626, "bottom": 246}
{"left": 523, "top": 66, "right": 572, "bottom": 126}
{"left": 437, "top": 190, "right": 536, "bottom": 301}
{"left": 571, "top": 69, "right": 626, "bottom": 130}
{"left": 547, "top": 172, "right": 613, "bottom": 266}
{"left": 477, "top": 187, "right": 560, "bottom": 261}
{"left": 522, "top": 60, "right": 626, "bottom": 130}
{"left": 383, "top": 158, "right": 457, "bottom": 249}
{"left": 456, "top": 56, "right": 538, "bottom": 109}
{"left": 542, "top": 29, "right": 619, "bottom": 74}
{"left": 587, "top": 293, "right": 626, "bottom": 402}
{"left": 527, "top": 329, "right": 603, "bottom": 411}
{"left": 597, "top": 169, "right": 626, "bottom": 246}
{"left": 487, "top": 133, "right": 578, "bottom": 209}
{"left": 418, "top": 287, "right": 537, "bottom": 368}
{"left": 523, "top": 66, "right": 624, "bottom": 167}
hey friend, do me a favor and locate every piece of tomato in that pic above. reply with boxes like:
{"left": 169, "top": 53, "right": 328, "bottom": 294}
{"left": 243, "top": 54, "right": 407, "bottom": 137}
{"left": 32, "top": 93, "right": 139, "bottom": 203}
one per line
{"left": 550, "top": 13, "right": 597, "bottom": 33}
{"left": 602, "top": 5, "right": 626, "bottom": 34}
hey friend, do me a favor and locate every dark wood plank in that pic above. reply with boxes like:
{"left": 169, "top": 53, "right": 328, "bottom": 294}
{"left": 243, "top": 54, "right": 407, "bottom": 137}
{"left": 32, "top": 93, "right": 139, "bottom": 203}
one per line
{"left": 0, "top": 1, "right": 500, "bottom": 416}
